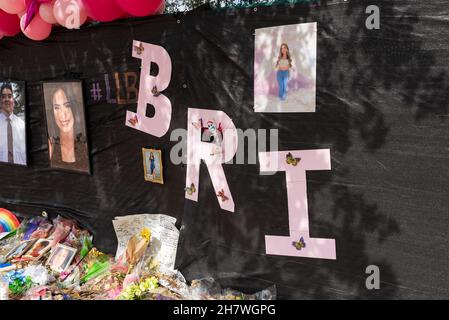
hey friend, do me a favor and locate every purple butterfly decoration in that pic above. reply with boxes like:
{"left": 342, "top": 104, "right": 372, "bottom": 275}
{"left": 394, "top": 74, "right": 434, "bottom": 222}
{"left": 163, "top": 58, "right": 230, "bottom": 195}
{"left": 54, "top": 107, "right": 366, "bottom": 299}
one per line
{"left": 292, "top": 237, "right": 306, "bottom": 251}
{"left": 24, "top": 0, "right": 52, "bottom": 30}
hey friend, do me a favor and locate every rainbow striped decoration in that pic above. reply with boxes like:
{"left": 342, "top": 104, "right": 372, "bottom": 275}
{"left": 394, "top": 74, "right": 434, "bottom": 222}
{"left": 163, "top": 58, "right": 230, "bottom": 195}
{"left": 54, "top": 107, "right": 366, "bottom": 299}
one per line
{"left": 0, "top": 208, "right": 20, "bottom": 233}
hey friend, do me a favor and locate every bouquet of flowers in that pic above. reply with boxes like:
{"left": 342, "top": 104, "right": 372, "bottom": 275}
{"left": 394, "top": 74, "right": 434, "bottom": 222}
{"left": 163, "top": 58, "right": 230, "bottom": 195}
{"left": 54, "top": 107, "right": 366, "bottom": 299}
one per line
{"left": 3, "top": 270, "right": 34, "bottom": 297}
{"left": 48, "top": 216, "right": 73, "bottom": 248}
{"left": 22, "top": 217, "right": 45, "bottom": 241}
{"left": 117, "top": 276, "right": 159, "bottom": 300}
{"left": 124, "top": 228, "right": 152, "bottom": 274}
{"left": 79, "top": 248, "right": 111, "bottom": 285}
{"left": 29, "top": 221, "right": 53, "bottom": 240}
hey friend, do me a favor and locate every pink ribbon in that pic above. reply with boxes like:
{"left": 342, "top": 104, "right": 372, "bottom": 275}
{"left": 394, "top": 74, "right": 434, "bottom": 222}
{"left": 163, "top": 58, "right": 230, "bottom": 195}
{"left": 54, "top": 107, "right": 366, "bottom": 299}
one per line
{"left": 24, "top": 0, "right": 52, "bottom": 30}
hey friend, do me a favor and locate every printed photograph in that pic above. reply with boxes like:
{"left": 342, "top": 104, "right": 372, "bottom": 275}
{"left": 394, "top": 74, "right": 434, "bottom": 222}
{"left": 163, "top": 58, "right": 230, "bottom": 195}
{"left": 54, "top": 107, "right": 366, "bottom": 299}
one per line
{"left": 0, "top": 81, "right": 27, "bottom": 165}
{"left": 43, "top": 81, "right": 90, "bottom": 174}
{"left": 254, "top": 22, "right": 317, "bottom": 113}
{"left": 46, "top": 243, "right": 77, "bottom": 273}
{"left": 142, "top": 148, "right": 164, "bottom": 184}
{"left": 4, "top": 239, "right": 36, "bottom": 260}
{"left": 21, "top": 239, "right": 52, "bottom": 260}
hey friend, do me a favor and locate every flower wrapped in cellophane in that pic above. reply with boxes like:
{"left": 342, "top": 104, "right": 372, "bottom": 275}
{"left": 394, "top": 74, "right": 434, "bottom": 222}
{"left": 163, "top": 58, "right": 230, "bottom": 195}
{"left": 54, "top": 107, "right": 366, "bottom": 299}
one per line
{"left": 117, "top": 276, "right": 159, "bottom": 300}
{"left": 124, "top": 228, "right": 152, "bottom": 274}
{"left": 79, "top": 248, "right": 111, "bottom": 285}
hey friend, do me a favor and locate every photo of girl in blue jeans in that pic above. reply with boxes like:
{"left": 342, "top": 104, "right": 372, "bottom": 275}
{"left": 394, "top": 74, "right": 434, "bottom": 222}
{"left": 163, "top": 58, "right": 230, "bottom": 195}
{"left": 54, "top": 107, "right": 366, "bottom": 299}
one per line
{"left": 149, "top": 152, "right": 156, "bottom": 179}
{"left": 275, "top": 43, "right": 294, "bottom": 101}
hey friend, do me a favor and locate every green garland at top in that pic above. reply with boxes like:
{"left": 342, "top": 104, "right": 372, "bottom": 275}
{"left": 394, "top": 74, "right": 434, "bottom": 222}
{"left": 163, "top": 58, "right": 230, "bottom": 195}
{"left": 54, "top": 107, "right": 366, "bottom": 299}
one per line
{"left": 165, "top": 0, "right": 320, "bottom": 14}
{"left": 212, "top": 0, "right": 319, "bottom": 9}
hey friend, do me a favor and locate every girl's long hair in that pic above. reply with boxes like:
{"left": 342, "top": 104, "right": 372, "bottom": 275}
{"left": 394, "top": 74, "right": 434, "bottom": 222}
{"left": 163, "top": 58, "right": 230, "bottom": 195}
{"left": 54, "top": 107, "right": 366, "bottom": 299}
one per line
{"left": 45, "top": 84, "right": 85, "bottom": 143}
{"left": 276, "top": 43, "right": 292, "bottom": 68}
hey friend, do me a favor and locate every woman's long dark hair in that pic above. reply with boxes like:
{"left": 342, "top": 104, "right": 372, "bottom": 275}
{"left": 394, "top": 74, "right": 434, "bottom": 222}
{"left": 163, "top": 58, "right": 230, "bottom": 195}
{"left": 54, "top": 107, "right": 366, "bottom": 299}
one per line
{"left": 276, "top": 43, "right": 292, "bottom": 68}
{"left": 45, "top": 84, "right": 85, "bottom": 144}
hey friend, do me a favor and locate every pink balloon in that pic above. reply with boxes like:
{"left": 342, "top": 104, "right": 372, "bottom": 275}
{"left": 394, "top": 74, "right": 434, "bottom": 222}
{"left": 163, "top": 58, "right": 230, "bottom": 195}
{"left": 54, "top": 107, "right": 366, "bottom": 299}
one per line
{"left": 53, "top": 0, "right": 87, "bottom": 29}
{"left": 82, "top": 0, "right": 124, "bottom": 22}
{"left": 39, "top": 0, "right": 57, "bottom": 24}
{"left": 115, "top": 0, "right": 163, "bottom": 17}
{"left": 0, "top": 9, "right": 20, "bottom": 36}
{"left": 20, "top": 12, "right": 52, "bottom": 41}
{"left": 0, "top": 0, "right": 26, "bottom": 15}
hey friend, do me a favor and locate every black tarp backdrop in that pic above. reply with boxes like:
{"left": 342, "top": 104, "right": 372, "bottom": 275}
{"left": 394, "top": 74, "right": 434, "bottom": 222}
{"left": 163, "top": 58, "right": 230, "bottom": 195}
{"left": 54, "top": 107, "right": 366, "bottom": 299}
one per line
{"left": 0, "top": 0, "right": 448, "bottom": 299}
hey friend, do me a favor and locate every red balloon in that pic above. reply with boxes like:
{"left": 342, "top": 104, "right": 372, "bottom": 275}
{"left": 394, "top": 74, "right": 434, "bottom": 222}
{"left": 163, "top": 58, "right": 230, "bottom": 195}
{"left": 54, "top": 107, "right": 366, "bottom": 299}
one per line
{"left": 0, "top": 9, "right": 21, "bottom": 36}
{"left": 115, "top": 0, "right": 163, "bottom": 17}
{"left": 82, "top": 0, "right": 125, "bottom": 22}
{"left": 155, "top": 0, "right": 165, "bottom": 15}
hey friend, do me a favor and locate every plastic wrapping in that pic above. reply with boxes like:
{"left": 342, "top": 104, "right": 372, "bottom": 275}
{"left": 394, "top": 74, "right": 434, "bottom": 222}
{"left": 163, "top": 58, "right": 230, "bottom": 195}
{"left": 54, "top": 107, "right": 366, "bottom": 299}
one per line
{"left": 48, "top": 216, "right": 74, "bottom": 248}
{"left": 60, "top": 266, "right": 81, "bottom": 290}
{"left": 123, "top": 228, "right": 152, "bottom": 274}
{"left": 189, "top": 277, "right": 277, "bottom": 300}
{"left": 0, "top": 234, "right": 20, "bottom": 264}
{"left": 3, "top": 270, "right": 34, "bottom": 297}
{"left": 79, "top": 233, "right": 93, "bottom": 260}
{"left": 80, "top": 260, "right": 110, "bottom": 285}
{"left": 22, "top": 217, "right": 45, "bottom": 241}
{"left": 221, "top": 285, "right": 277, "bottom": 300}
{"left": 189, "top": 277, "right": 222, "bottom": 300}
{"left": 22, "top": 285, "right": 50, "bottom": 300}
{"left": 63, "top": 225, "right": 83, "bottom": 248}
{"left": 22, "top": 265, "right": 53, "bottom": 286}
{"left": 29, "top": 222, "right": 53, "bottom": 240}
{"left": 0, "top": 277, "right": 8, "bottom": 300}
{"left": 14, "top": 218, "right": 31, "bottom": 241}
{"left": 156, "top": 270, "right": 190, "bottom": 298}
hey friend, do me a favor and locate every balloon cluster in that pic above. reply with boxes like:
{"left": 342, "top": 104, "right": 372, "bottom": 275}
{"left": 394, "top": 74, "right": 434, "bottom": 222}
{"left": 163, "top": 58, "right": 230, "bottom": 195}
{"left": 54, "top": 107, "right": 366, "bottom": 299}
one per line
{"left": 0, "top": 0, "right": 165, "bottom": 41}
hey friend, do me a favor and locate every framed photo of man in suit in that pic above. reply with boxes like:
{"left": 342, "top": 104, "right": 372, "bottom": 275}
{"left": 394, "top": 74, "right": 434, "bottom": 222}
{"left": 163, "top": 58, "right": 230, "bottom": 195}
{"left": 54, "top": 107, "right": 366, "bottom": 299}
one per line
{"left": 0, "top": 81, "right": 27, "bottom": 166}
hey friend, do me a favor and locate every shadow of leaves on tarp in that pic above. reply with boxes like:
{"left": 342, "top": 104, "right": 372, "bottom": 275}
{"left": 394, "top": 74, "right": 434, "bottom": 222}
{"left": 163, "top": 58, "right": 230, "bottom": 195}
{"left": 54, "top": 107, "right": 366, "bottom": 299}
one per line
{"left": 176, "top": 0, "right": 448, "bottom": 299}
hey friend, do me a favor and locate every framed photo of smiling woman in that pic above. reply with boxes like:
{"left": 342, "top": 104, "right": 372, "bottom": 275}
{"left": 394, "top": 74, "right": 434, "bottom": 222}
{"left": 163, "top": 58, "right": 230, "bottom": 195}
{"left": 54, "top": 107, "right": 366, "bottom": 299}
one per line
{"left": 43, "top": 81, "right": 90, "bottom": 174}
